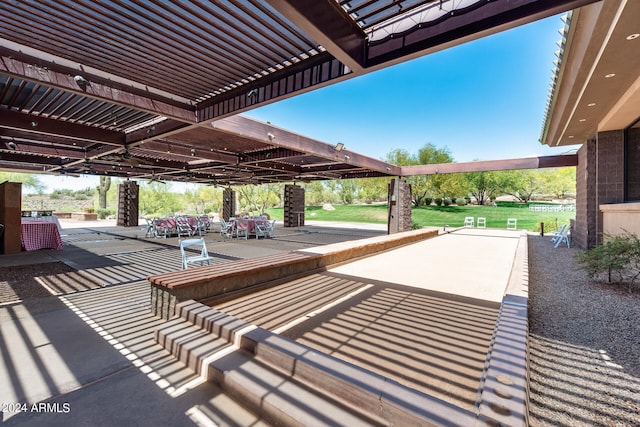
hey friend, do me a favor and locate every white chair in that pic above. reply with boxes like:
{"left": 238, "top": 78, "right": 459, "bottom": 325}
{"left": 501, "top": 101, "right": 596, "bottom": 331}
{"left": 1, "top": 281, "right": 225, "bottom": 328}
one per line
{"left": 180, "top": 238, "right": 215, "bottom": 270}
{"left": 219, "top": 218, "right": 233, "bottom": 238}
{"left": 553, "top": 224, "right": 571, "bottom": 248}
{"left": 176, "top": 216, "right": 193, "bottom": 238}
{"left": 476, "top": 217, "right": 486, "bottom": 228}
{"left": 234, "top": 219, "right": 248, "bottom": 239}
{"left": 254, "top": 221, "right": 269, "bottom": 239}
{"left": 507, "top": 218, "right": 517, "bottom": 230}
{"left": 143, "top": 218, "right": 155, "bottom": 237}
{"left": 464, "top": 216, "right": 474, "bottom": 227}
{"left": 550, "top": 224, "right": 568, "bottom": 244}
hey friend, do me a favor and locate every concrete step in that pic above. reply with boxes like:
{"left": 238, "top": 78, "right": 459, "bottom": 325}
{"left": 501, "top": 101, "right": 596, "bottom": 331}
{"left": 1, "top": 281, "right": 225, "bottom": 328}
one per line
{"left": 208, "top": 349, "right": 380, "bottom": 427}
{"left": 154, "top": 316, "right": 234, "bottom": 375}
{"left": 156, "top": 312, "right": 380, "bottom": 426}
{"left": 159, "top": 300, "right": 477, "bottom": 426}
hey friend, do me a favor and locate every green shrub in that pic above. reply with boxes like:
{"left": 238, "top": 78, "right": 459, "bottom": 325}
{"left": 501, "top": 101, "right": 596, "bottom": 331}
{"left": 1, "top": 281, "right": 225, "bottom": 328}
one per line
{"left": 425, "top": 197, "right": 433, "bottom": 206}
{"left": 455, "top": 198, "right": 467, "bottom": 206}
{"left": 434, "top": 197, "right": 443, "bottom": 206}
{"left": 576, "top": 232, "right": 640, "bottom": 292}
{"left": 96, "top": 208, "right": 112, "bottom": 219}
{"left": 443, "top": 197, "right": 451, "bottom": 206}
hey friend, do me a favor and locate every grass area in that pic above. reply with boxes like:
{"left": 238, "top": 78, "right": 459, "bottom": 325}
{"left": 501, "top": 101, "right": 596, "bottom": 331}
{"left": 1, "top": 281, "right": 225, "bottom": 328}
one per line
{"left": 265, "top": 204, "right": 575, "bottom": 232}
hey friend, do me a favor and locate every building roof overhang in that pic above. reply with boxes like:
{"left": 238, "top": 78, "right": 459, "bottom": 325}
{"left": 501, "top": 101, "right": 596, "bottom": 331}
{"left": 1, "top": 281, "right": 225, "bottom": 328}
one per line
{"left": 540, "top": 0, "right": 640, "bottom": 147}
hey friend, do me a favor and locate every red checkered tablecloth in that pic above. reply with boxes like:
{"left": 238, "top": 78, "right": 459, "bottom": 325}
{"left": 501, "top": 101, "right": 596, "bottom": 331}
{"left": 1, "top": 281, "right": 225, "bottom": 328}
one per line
{"left": 21, "top": 222, "right": 64, "bottom": 251}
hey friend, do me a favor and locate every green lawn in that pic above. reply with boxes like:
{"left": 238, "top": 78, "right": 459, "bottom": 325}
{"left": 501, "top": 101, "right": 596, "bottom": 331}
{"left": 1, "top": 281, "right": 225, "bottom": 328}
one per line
{"left": 265, "top": 204, "right": 575, "bottom": 232}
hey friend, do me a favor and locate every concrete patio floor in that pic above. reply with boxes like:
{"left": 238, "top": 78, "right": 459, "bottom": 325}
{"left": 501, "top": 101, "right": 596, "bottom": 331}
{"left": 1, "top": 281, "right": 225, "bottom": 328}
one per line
{"left": 0, "top": 220, "right": 525, "bottom": 426}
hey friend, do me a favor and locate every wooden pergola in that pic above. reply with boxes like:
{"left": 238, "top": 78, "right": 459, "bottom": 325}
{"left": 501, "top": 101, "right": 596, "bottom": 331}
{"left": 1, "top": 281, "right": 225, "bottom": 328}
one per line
{"left": 0, "top": 1, "right": 589, "bottom": 185}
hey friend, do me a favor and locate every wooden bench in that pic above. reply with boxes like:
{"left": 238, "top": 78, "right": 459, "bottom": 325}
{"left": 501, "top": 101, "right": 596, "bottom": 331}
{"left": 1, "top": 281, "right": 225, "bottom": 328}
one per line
{"left": 149, "top": 228, "right": 438, "bottom": 319}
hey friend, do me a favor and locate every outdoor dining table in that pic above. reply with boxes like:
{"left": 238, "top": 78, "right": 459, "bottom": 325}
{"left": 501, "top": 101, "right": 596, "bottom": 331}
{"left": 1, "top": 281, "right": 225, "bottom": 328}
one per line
{"left": 229, "top": 217, "right": 269, "bottom": 237}
{"left": 20, "top": 220, "right": 64, "bottom": 251}
{"left": 21, "top": 215, "right": 62, "bottom": 232}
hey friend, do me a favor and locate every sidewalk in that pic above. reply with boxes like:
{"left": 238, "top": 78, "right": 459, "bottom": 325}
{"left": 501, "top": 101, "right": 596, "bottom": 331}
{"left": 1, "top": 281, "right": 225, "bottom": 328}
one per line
{"left": 1, "top": 223, "right": 525, "bottom": 425}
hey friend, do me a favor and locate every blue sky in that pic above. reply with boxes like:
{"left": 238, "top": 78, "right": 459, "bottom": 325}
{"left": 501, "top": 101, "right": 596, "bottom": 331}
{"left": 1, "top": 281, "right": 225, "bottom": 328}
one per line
{"left": 34, "top": 14, "right": 579, "bottom": 192}
{"left": 247, "top": 13, "right": 580, "bottom": 163}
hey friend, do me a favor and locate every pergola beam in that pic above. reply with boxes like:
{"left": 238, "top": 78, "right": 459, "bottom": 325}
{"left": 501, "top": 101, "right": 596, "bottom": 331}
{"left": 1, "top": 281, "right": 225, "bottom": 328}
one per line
{"left": 0, "top": 47, "right": 196, "bottom": 123}
{"left": 265, "top": 0, "right": 367, "bottom": 72}
{"left": 401, "top": 154, "right": 578, "bottom": 176}
{"left": 0, "top": 109, "right": 124, "bottom": 145}
{"left": 210, "top": 115, "right": 402, "bottom": 176}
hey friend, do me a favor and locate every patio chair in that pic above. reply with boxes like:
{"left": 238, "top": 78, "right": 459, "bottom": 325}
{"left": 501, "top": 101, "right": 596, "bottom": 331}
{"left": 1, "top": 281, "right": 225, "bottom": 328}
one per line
{"left": 219, "top": 218, "right": 233, "bottom": 237}
{"left": 552, "top": 224, "right": 571, "bottom": 248}
{"left": 180, "top": 238, "right": 215, "bottom": 270}
{"left": 254, "top": 222, "right": 269, "bottom": 239}
{"left": 144, "top": 218, "right": 156, "bottom": 237}
{"left": 176, "top": 216, "right": 193, "bottom": 238}
{"left": 464, "top": 217, "right": 474, "bottom": 227}
{"left": 191, "top": 216, "right": 207, "bottom": 236}
{"left": 507, "top": 218, "right": 517, "bottom": 230}
{"left": 550, "top": 224, "right": 568, "bottom": 244}
{"left": 235, "top": 218, "right": 248, "bottom": 240}
{"left": 476, "top": 217, "right": 486, "bottom": 228}
{"left": 267, "top": 220, "right": 276, "bottom": 237}
{"left": 153, "top": 218, "right": 170, "bottom": 238}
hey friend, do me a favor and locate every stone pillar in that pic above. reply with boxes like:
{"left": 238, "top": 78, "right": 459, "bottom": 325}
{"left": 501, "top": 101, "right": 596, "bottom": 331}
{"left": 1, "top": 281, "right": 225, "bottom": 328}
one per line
{"left": 222, "top": 188, "right": 236, "bottom": 221}
{"left": 0, "top": 182, "right": 22, "bottom": 254}
{"left": 575, "top": 140, "right": 597, "bottom": 249}
{"left": 627, "top": 128, "right": 640, "bottom": 200}
{"left": 387, "top": 178, "right": 412, "bottom": 234}
{"left": 575, "top": 131, "right": 626, "bottom": 248}
{"left": 116, "top": 181, "right": 139, "bottom": 227}
{"left": 284, "top": 184, "right": 305, "bottom": 227}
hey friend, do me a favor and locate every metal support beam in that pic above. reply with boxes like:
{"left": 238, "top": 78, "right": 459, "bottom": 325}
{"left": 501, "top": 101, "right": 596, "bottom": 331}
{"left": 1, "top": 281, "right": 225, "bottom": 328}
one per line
{"left": 401, "top": 154, "right": 578, "bottom": 176}
{"left": 0, "top": 47, "right": 196, "bottom": 123}
{"left": 210, "top": 115, "right": 402, "bottom": 176}
{"left": 265, "top": 0, "right": 367, "bottom": 72}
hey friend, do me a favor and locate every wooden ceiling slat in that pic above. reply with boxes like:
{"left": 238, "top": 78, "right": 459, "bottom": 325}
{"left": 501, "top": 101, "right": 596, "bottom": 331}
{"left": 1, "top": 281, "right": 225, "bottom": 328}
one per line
{"left": 158, "top": 1, "right": 286, "bottom": 71}
{"left": 118, "top": 1, "right": 268, "bottom": 94}
{"left": 17, "top": 83, "right": 43, "bottom": 112}
{"left": 73, "top": 1, "right": 240, "bottom": 97}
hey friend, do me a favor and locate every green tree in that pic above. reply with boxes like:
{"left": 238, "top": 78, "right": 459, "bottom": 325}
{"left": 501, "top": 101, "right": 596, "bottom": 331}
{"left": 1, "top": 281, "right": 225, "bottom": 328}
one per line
{"left": 185, "top": 185, "right": 222, "bottom": 214}
{"left": 333, "top": 179, "right": 358, "bottom": 204}
{"left": 498, "top": 169, "right": 541, "bottom": 203}
{"left": 305, "top": 181, "right": 338, "bottom": 205}
{"left": 0, "top": 172, "right": 44, "bottom": 193}
{"left": 237, "top": 184, "right": 281, "bottom": 214}
{"left": 417, "top": 144, "right": 456, "bottom": 200}
{"left": 358, "top": 177, "right": 389, "bottom": 204}
{"left": 139, "top": 181, "right": 181, "bottom": 216}
{"left": 385, "top": 144, "right": 458, "bottom": 205}
{"left": 539, "top": 167, "right": 576, "bottom": 199}
{"left": 465, "top": 170, "right": 502, "bottom": 205}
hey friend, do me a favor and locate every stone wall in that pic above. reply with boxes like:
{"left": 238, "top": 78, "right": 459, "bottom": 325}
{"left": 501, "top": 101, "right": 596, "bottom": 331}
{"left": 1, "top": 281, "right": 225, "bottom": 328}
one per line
{"left": 387, "top": 179, "right": 412, "bottom": 234}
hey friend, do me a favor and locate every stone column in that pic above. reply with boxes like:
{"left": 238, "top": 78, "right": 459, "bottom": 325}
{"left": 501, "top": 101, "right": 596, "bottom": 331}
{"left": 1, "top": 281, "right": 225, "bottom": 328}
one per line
{"left": 117, "top": 181, "right": 139, "bottom": 227}
{"left": 222, "top": 188, "right": 236, "bottom": 221}
{"left": 627, "top": 128, "right": 640, "bottom": 200}
{"left": 387, "top": 178, "right": 412, "bottom": 234}
{"left": 0, "top": 181, "right": 22, "bottom": 254}
{"left": 284, "top": 184, "right": 305, "bottom": 227}
{"left": 575, "top": 130, "right": 626, "bottom": 248}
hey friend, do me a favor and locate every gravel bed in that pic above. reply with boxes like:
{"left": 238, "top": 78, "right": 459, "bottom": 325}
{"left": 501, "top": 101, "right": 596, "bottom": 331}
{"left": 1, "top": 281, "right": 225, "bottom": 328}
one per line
{"left": 528, "top": 236, "right": 640, "bottom": 426}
